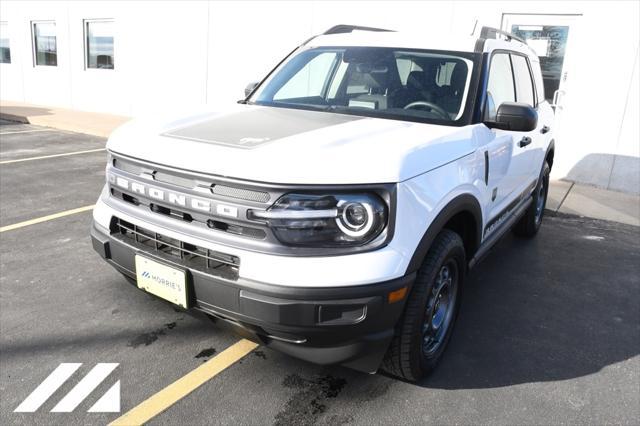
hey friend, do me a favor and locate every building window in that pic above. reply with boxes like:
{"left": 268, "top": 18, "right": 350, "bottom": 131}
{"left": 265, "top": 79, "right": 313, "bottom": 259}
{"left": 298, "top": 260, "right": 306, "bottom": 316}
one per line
{"left": 0, "top": 22, "right": 10, "bottom": 64}
{"left": 32, "top": 21, "right": 57, "bottom": 66}
{"left": 85, "top": 20, "right": 114, "bottom": 69}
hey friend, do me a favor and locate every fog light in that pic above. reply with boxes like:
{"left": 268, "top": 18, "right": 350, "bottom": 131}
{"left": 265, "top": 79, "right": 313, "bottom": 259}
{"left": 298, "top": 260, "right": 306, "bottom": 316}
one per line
{"left": 318, "top": 304, "right": 366, "bottom": 325}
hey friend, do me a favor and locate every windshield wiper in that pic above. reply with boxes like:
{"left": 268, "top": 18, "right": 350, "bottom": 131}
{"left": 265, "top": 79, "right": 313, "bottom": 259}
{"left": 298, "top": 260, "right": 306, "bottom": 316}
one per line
{"left": 322, "top": 104, "right": 346, "bottom": 112}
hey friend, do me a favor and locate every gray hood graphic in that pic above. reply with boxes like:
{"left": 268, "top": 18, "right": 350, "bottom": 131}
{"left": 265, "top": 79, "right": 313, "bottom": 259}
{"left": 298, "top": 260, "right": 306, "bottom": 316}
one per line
{"left": 163, "top": 107, "right": 363, "bottom": 149}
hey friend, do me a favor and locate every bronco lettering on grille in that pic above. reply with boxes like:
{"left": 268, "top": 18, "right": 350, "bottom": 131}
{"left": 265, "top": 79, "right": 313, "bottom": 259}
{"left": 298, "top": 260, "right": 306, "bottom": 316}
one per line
{"left": 108, "top": 174, "right": 234, "bottom": 217}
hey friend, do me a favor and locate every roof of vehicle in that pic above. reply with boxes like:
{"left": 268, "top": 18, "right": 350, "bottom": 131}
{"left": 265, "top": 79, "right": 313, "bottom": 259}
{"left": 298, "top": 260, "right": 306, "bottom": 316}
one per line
{"left": 307, "top": 26, "right": 537, "bottom": 58}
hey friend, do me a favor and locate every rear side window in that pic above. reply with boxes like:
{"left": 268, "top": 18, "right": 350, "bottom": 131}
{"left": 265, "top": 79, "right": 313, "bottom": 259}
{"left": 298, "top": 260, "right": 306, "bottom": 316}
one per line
{"left": 530, "top": 59, "right": 546, "bottom": 104}
{"left": 511, "top": 55, "right": 535, "bottom": 107}
{"left": 485, "top": 53, "right": 514, "bottom": 120}
{"left": 395, "top": 58, "right": 414, "bottom": 85}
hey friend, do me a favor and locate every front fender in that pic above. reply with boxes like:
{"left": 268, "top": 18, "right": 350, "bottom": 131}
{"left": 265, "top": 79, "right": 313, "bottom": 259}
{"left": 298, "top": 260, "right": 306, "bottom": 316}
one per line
{"left": 405, "top": 193, "right": 483, "bottom": 273}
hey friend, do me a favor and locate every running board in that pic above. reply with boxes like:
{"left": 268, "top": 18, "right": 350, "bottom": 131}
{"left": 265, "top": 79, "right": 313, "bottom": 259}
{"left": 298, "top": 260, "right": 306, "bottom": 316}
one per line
{"left": 468, "top": 196, "right": 532, "bottom": 269}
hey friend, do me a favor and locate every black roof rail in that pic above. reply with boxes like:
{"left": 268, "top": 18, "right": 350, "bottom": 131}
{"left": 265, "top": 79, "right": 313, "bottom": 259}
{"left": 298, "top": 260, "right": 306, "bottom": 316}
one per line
{"left": 301, "top": 24, "right": 394, "bottom": 46}
{"left": 478, "top": 26, "right": 527, "bottom": 45}
{"left": 323, "top": 24, "right": 394, "bottom": 35}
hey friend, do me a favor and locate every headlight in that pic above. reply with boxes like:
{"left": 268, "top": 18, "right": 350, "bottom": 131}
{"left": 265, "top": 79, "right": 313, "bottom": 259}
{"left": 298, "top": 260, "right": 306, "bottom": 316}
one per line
{"left": 248, "top": 193, "right": 388, "bottom": 247}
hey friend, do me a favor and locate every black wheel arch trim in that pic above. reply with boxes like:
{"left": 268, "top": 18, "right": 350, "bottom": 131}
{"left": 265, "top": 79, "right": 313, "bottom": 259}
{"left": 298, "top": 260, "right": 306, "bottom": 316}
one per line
{"left": 532, "top": 139, "right": 555, "bottom": 189}
{"left": 405, "top": 194, "right": 483, "bottom": 274}
{"left": 545, "top": 139, "right": 555, "bottom": 169}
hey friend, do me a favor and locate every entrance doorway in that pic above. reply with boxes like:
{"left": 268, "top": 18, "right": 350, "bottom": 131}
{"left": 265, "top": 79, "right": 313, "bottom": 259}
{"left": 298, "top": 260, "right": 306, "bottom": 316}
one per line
{"left": 502, "top": 14, "right": 579, "bottom": 107}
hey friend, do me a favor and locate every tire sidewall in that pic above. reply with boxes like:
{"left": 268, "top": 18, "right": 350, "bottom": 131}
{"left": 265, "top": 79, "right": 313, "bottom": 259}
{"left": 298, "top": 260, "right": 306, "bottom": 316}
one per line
{"left": 408, "top": 236, "right": 465, "bottom": 378}
{"left": 534, "top": 162, "right": 551, "bottom": 230}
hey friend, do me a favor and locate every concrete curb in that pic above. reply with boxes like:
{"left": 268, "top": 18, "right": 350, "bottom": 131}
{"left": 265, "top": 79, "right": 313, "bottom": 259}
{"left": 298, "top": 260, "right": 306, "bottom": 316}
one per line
{"left": 0, "top": 112, "right": 30, "bottom": 124}
{"left": 1, "top": 101, "right": 129, "bottom": 138}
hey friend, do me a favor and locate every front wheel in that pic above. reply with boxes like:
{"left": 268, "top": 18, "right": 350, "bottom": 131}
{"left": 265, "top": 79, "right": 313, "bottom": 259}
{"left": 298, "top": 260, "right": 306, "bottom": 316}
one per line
{"left": 382, "top": 229, "right": 465, "bottom": 381}
{"left": 513, "top": 162, "right": 550, "bottom": 238}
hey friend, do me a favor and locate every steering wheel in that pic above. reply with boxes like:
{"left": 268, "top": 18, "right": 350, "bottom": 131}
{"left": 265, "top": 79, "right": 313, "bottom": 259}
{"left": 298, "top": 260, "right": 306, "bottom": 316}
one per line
{"left": 403, "top": 101, "right": 450, "bottom": 120}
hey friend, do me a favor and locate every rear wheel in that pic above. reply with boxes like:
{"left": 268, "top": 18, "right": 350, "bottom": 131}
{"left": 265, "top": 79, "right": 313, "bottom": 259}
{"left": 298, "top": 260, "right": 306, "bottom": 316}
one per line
{"left": 382, "top": 229, "right": 465, "bottom": 382}
{"left": 513, "top": 162, "right": 550, "bottom": 238}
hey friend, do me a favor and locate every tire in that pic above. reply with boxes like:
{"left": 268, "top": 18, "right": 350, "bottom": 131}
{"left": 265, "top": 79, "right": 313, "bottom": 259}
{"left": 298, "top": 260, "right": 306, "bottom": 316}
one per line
{"left": 513, "top": 161, "right": 550, "bottom": 238}
{"left": 382, "top": 229, "right": 465, "bottom": 382}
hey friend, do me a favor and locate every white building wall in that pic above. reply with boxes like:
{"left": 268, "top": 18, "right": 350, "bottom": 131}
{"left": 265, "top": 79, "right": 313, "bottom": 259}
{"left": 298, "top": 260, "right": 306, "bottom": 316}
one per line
{"left": 1, "top": 1, "right": 72, "bottom": 107}
{"left": 1, "top": 0, "right": 638, "bottom": 193}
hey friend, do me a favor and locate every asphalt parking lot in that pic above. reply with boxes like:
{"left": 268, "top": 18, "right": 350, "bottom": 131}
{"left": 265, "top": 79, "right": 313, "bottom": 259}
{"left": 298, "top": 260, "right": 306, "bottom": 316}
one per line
{"left": 1, "top": 119, "right": 639, "bottom": 426}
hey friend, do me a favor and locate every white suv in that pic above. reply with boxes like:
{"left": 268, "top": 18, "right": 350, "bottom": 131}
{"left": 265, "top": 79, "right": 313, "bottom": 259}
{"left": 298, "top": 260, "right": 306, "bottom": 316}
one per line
{"left": 91, "top": 25, "right": 555, "bottom": 381}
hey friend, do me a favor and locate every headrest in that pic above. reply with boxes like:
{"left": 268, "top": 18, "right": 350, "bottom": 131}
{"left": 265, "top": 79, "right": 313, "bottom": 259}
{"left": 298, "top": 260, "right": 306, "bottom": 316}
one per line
{"left": 406, "top": 70, "right": 426, "bottom": 89}
{"left": 450, "top": 64, "right": 467, "bottom": 88}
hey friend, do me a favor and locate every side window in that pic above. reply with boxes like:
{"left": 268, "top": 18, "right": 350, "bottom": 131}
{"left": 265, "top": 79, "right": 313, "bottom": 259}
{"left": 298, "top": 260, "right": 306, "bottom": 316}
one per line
{"left": 327, "top": 61, "right": 348, "bottom": 99}
{"left": 511, "top": 54, "right": 535, "bottom": 107}
{"left": 396, "top": 58, "right": 413, "bottom": 85}
{"left": 274, "top": 52, "right": 337, "bottom": 100}
{"left": 435, "top": 62, "right": 456, "bottom": 87}
{"left": 485, "top": 53, "right": 515, "bottom": 120}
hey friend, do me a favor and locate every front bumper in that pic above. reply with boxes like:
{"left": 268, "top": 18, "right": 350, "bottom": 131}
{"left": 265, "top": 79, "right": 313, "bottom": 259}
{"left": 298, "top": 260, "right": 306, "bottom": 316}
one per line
{"left": 91, "top": 221, "right": 414, "bottom": 373}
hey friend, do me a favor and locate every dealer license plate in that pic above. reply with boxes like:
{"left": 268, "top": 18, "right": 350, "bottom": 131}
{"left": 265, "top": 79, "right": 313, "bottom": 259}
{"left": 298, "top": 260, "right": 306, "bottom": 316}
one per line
{"left": 135, "top": 255, "right": 188, "bottom": 308}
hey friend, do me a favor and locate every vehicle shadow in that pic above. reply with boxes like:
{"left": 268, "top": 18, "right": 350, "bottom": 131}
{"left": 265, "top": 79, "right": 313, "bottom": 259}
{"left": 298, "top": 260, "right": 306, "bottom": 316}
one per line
{"left": 419, "top": 214, "right": 640, "bottom": 389}
{"left": 272, "top": 214, "right": 639, "bottom": 398}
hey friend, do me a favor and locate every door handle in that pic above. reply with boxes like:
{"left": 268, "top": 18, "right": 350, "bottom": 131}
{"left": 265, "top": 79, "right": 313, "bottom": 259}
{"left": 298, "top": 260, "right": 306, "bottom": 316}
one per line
{"left": 518, "top": 136, "right": 532, "bottom": 148}
{"left": 541, "top": 125, "right": 550, "bottom": 134}
{"left": 551, "top": 90, "right": 565, "bottom": 110}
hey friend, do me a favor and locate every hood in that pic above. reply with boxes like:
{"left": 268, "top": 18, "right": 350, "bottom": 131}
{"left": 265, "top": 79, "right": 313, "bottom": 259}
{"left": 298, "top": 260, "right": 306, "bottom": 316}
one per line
{"left": 107, "top": 105, "right": 480, "bottom": 185}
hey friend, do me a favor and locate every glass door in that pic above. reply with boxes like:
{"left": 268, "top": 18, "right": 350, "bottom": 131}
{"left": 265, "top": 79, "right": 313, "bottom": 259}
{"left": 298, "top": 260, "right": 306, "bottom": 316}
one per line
{"left": 502, "top": 14, "right": 580, "bottom": 161}
{"left": 502, "top": 14, "right": 579, "bottom": 107}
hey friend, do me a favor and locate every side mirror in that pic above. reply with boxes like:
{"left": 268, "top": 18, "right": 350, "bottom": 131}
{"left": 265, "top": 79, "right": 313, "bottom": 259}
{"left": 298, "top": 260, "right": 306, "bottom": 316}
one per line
{"left": 485, "top": 102, "right": 537, "bottom": 132}
{"left": 244, "top": 82, "right": 259, "bottom": 98}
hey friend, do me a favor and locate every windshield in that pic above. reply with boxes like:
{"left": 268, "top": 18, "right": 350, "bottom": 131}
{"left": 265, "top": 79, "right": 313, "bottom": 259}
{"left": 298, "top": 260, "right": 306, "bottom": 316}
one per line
{"left": 250, "top": 47, "right": 478, "bottom": 125}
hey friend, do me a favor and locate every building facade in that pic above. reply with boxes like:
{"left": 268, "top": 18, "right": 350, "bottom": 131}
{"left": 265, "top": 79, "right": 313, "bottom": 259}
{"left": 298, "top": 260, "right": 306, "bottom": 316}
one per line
{"left": 1, "top": 1, "right": 638, "bottom": 193}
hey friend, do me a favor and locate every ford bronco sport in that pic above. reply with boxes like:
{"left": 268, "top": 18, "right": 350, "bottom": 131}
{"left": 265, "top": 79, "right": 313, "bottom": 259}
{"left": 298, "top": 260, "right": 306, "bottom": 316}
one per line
{"left": 91, "top": 25, "right": 555, "bottom": 381}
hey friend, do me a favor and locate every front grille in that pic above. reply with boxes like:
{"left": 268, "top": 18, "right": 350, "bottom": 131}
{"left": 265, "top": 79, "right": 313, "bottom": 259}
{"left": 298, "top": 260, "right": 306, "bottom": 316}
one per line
{"left": 111, "top": 217, "right": 239, "bottom": 280}
{"left": 212, "top": 185, "right": 270, "bottom": 203}
{"left": 112, "top": 156, "right": 271, "bottom": 203}
{"left": 109, "top": 188, "right": 267, "bottom": 240}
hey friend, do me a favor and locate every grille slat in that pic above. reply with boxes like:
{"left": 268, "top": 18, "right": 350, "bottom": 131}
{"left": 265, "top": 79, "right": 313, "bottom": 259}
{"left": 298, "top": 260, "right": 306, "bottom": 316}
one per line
{"left": 211, "top": 185, "right": 270, "bottom": 203}
{"left": 112, "top": 218, "right": 239, "bottom": 280}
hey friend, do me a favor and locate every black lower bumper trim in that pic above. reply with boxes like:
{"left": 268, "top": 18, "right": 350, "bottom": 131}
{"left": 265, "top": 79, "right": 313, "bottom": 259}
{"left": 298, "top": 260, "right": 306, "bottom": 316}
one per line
{"left": 91, "top": 221, "right": 413, "bottom": 372}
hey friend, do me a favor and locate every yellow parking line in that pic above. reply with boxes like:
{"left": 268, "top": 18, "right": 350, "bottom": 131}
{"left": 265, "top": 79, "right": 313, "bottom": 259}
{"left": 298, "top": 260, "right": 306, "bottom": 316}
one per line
{"left": 110, "top": 339, "right": 258, "bottom": 426}
{"left": 0, "top": 148, "right": 105, "bottom": 164}
{"left": 0, "top": 205, "right": 95, "bottom": 233}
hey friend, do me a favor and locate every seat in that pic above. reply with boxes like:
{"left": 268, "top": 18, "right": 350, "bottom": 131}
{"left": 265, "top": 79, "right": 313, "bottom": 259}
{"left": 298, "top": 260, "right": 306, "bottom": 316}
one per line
{"left": 439, "top": 64, "right": 468, "bottom": 114}
{"left": 348, "top": 65, "right": 391, "bottom": 109}
{"left": 394, "top": 70, "right": 438, "bottom": 108}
